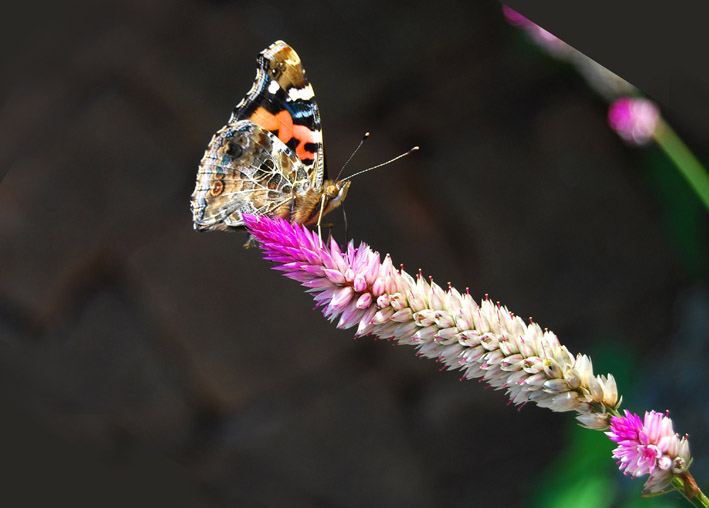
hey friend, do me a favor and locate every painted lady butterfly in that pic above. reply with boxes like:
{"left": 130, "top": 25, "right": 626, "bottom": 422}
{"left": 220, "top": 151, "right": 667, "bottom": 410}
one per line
{"left": 190, "top": 40, "right": 350, "bottom": 246}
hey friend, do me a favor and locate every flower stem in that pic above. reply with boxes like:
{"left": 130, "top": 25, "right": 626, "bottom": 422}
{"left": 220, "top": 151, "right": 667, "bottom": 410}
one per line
{"left": 653, "top": 118, "right": 709, "bottom": 212}
{"left": 672, "top": 473, "right": 709, "bottom": 507}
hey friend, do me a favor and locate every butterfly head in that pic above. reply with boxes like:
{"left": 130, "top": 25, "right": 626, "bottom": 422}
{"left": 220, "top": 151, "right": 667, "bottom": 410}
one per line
{"left": 321, "top": 179, "right": 351, "bottom": 215}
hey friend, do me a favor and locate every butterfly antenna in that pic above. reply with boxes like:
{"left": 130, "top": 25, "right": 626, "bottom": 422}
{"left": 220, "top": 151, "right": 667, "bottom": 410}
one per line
{"left": 335, "top": 132, "right": 370, "bottom": 181}
{"left": 340, "top": 146, "right": 419, "bottom": 183}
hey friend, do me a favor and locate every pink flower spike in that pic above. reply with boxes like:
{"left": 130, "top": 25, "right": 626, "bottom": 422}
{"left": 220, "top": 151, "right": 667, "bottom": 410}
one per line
{"left": 243, "top": 216, "right": 701, "bottom": 497}
{"left": 608, "top": 97, "right": 660, "bottom": 145}
{"left": 243, "top": 214, "right": 621, "bottom": 419}
{"left": 244, "top": 215, "right": 383, "bottom": 331}
{"left": 606, "top": 410, "right": 691, "bottom": 492}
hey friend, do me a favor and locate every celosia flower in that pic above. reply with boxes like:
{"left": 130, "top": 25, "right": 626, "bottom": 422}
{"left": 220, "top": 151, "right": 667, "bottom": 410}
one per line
{"left": 606, "top": 410, "right": 691, "bottom": 492}
{"left": 608, "top": 97, "right": 660, "bottom": 145}
{"left": 243, "top": 214, "right": 619, "bottom": 428}
{"left": 242, "top": 215, "right": 700, "bottom": 498}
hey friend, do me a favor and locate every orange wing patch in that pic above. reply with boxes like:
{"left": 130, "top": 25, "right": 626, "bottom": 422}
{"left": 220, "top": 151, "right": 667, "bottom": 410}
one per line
{"left": 250, "top": 107, "right": 317, "bottom": 162}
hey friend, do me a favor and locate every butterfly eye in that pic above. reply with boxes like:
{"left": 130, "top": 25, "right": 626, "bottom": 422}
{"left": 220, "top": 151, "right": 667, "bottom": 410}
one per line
{"left": 327, "top": 184, "right": 338, "bottom": 198}
{"left": 211, "top": 180, "right": 224, "bottom": 196}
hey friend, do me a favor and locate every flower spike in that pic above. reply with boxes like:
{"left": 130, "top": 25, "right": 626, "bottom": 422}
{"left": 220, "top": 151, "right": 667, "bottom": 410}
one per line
{"left": 242, "top": 214, "right": 703, "bottom": 505}
{"left": 244, "top": 214, "right": 619, "bottom": 424}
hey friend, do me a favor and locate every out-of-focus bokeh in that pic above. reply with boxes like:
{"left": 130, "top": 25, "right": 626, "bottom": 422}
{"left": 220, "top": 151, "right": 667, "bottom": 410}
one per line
{"left": 1, "top": 0, "right": 707, "bottom": 506}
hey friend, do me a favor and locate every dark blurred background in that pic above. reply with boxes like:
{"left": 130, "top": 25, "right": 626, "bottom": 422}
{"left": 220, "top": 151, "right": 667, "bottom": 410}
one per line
{"left": 1, "top": 0, "right": 707, "bottom": 507}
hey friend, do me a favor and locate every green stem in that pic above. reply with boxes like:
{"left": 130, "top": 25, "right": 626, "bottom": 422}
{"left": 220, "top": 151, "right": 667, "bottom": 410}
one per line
{"left": 672, "top": 473, "right": 709, "bottom": 507}
{"left": 653, "top": 119, "right": 709, "bottom": 212}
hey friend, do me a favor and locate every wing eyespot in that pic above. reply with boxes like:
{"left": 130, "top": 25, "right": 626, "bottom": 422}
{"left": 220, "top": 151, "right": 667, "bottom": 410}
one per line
{"left": 210, "top": 179, "right": 224, "bottom": 196}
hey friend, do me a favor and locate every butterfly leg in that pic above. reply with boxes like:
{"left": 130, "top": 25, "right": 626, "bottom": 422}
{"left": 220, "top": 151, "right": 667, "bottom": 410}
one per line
{"left": 243, "top": 233, "right": 259, "bottom": 248}
{"left": 316, "top": 193, "right": 327, "bottom": 239}
{"left": 342, "top": 205, "right": 349, "bottom": 241}
{"left": 325, "top": 223, "right": 335, "bottom": 244}
{"left": 290, "top": 193, "right": 297, "bottom": 224}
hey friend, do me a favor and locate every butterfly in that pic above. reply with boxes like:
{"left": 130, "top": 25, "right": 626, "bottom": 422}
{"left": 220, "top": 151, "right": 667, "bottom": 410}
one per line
{"left": 190, "top": 40, "right": 350, "bottom": 246}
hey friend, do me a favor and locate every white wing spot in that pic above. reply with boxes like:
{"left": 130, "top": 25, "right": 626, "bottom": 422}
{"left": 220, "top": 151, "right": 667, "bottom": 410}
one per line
{"left": 288, "top": 84, "right": 315, "bottom": 101}
{"left": 268, "top": 80, "right": 280, "bottom": 94}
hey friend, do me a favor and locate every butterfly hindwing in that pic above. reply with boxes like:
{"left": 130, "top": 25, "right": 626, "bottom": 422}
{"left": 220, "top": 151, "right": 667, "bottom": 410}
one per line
{"left": 191, "top": 121, "right": 313, "bottom": 231}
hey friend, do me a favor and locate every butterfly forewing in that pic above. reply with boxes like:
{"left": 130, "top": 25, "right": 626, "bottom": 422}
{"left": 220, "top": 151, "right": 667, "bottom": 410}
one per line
{"left": 229, "top": 41, "right": 325, "bottom": 184}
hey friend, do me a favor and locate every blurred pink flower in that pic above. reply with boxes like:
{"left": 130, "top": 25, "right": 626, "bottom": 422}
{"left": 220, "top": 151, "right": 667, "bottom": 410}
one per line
{"left": 606, "top": 410, "right": 691, "bottom": 492}
{"left": 501, "top": 5, "right": 530, "bottom": 27}
{"left": 608, "top": 97, "right": 660, "bottom": 145}
{"left": 502, "top": 5, "right": 638, "bottom": 100}
{"left": 502, "top": 5, "right": 571, "bottom": 58}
